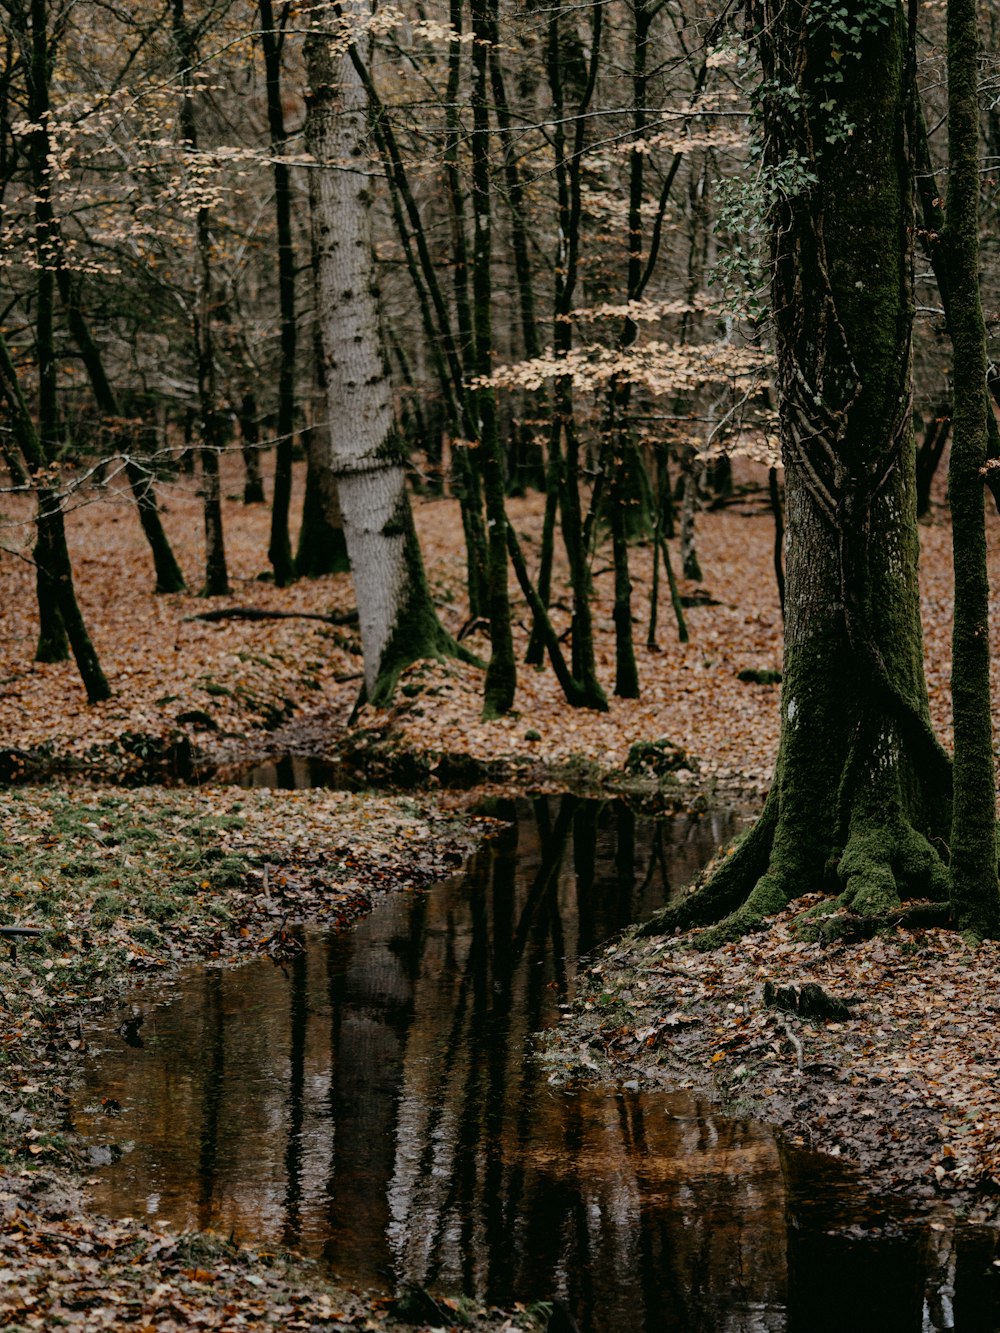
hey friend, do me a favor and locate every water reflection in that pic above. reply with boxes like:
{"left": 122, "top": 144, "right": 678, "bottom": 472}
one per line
{"left": 74, "top": 797, "right": 1000, "bottom": 1331}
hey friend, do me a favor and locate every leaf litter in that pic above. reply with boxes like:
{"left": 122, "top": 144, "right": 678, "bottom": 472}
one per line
{"left": 0, "top": 455, "right": 996, "bottom": 1317}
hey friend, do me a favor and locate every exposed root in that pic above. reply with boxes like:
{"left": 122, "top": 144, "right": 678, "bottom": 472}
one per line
{"left": 688, "top": 865, "right": 800, "bottom": 950}
{"left": 634, "top": 790, "right": 778, "bottom": 938}
{"left": 795, "top": 901, "right": 953, "bottom": 945}
{"left": 836, "top": 818, "right": 949, "bottom": 915}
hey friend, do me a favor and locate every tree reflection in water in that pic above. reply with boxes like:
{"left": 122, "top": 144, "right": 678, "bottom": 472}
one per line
{"left": 75, "top": 797, "right": 1000, "bottom": 1332}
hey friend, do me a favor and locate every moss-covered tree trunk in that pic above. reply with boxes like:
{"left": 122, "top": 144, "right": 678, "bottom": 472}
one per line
{"left": 644, "top": 0, "right": 952, "bottom": 943}
{"left": 305, "top": 14, "right": 471, "bottom": 705}
{"left": 944, "top": 0, "right": 1000, "bottom": 935}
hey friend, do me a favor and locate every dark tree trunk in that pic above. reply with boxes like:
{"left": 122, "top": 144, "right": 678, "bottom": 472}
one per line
{"left": 237, "top": 391, "right": 266, "bottom": 504}
{"left": 174, "top": 0, "right": 229, "bottom": 597}
{"left": 914, "top": 403, "right": 950, "bottom": 519}
{"left": 769, "top": 465, "right": 785, "bottom": 618}
{"left": 0, "top": 332, "right": 110, "bottom": 702}
{"left": 57, "top": 269, "right": 186, "bottom": 592}
{"left": 27, "top": 0, "right": 67, "bottom": 661}
{"left": 345, "top": 13, "right": 487, "bottom": 612}
{"left": 470, "top": 0, "right": 516, "bottom": 717}
{"left": 944, "top": 0, "right": 1000, "bottom": 935}
{"left": 443, "top": 0, "right": 489, "bottom": 617}
{"left": 487, "top": 7, "right": 544, "bottom": 494}
{"left": 15, "top": 0, "right": 109, "bottom": 697}
{"left": 260, "top": 0, "right": 297, "bottom": 587}
{"left": 295, "top": 424, "right": 350, "bottom": 577}
{"left": 538, "top": 1, "right": 606, "bottom": 710}
{"left": 643, "top": 0, "right": 951, "bottom": 943}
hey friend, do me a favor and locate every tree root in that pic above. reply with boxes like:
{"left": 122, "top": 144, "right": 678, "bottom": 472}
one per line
{"left": 835, "top": 818, "right": 949, "bottom": 915}
{"left": 796, "top": 901, "right": 952, "bottom": 945}
{"left": 637, "top": 794, "right": 952, "bottom": 953}
{"left": 185, "top": 606, "right": 359, "bottom": 627}
{"left": 635, "top": 791, "right": 778, "bottom": 939}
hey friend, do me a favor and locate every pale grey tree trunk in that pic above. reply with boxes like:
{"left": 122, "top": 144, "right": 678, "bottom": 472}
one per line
{"left": 305, "top": 13, "right": 465, "bottom": 703}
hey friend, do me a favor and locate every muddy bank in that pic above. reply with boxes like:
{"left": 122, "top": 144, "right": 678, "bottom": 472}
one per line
{"left": 540, "top": 888, "right": 1000, "bottom": 1226}
{"left": 0, "top": 782, "right": 537, "bottom": 1332}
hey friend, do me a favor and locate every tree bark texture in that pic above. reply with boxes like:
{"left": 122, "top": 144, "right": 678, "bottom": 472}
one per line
{"left": 470, "top": 0, "right": 516, "bottom": 717}
{"left": 261, "top": 0, "right": 297, "bottom": 587}
{"left": 174, "top": 0, "right": 229, "bottom": 598}
{"left": 305, "top": 15, "right": 460, "bottom": 704}
{"left": 944, "top": 0, "right": 1000, "bottom": 935}
{"left": 646, "top": 0, "right": 951, "bottom": 943}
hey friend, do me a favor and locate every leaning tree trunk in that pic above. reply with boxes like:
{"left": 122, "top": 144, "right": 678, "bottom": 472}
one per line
{"left": 305, "top": 15, "right": 471, "bottom": 705}
{"left": 643, "top": 0, "right": 951, "bottom": 945}
{"left": 0, "top": 332, "right": 110, "bottom": 702}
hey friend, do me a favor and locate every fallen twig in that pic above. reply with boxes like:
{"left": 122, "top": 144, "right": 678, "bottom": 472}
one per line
{"left": 184, "top": 605, "right": 358, "bottom": 627}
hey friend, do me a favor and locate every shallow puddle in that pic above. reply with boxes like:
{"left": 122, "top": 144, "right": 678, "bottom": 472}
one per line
{"left": 74, "top": 797, "right": 1000, "bottom": 1331}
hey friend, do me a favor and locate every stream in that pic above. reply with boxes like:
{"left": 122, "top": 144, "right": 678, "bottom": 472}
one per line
{"left": 73, "top": 795, "right": 1000, "bottom": 1332}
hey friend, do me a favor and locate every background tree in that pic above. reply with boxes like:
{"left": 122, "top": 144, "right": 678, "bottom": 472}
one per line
{"left": 260, "top": 0, "right": 298, "bottom": 587}
{"left": 944, "top": 0, "right": 1000, "bottom": 935}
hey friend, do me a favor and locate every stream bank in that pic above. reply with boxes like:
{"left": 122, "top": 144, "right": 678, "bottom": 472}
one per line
{"left": 0, "top": 780, "right": 536, "bottom": 1332}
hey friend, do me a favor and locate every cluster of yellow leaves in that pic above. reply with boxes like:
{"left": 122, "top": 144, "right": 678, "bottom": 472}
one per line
{"left": 488, "top": 340, "right": 772, "bottom": 397}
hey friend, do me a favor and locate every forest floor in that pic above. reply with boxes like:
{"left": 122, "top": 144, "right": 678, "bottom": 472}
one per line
{"left": 0, "top": 453, "right": 997, "bottom": 1327}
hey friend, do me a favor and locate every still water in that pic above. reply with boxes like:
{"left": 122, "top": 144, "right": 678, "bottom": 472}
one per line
{"left": 74, "top": 797, "right": 1000, "bottom": 1331}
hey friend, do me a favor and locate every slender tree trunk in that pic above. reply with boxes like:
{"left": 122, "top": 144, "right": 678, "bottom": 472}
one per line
{"left": 488, "top": 10, "right": 543, "bottom": 494}
{"left": 541, "top": 1, "right": 606, "bottom": 710}
{"left": 261, "top": 0, "right": 297, "bottom": 586}
{"left": 305, "top": 14, "right": 471, "bottom": 704}
{"left": 470, "top": 0, "right": 516, "bottom": 716}
{"left": 17, "top": 0, "right": 108, "bottom": 697}
{"left": 27, "top": 0, "right": 67, "bottom": 661}
{"left": 0, "top": 333, "right": 110, "bottom": 702}
{"left": 57, "top": 269, "right": 186, "bottom": 592}
{"left": 944, "top": 0, "right": 1000, "bottom": 935}
{"left": 173, "top": 0, "right": 229, "bottom": 596}
{"left": 295, "top": 187, "right": 349, "bottom": 578}
{"left": 680, "top": 449, "right": 704, "bottom": 580}
{"left": 914, "top": 403, "right": 950, "bottom": 519}
{"left": 443, "top": 0, "right": 489, "bottom": 616}
{"left": 353, "top": 30, "right": 489, "bottom": 612}
{"left": 769, "top": 465, "right": 785, "bottom": 618}
{"left": 237, "top": 390, "right": 266, "bottom": 504}
{"left": 914, "top": 94, "right": 1000, "bottom": 512}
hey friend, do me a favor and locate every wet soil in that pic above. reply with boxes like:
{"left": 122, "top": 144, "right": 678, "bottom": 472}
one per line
{"left": 70, "top": 797, "right": 1000, "bottom": 1332}
{"left": 541, "top": 892, "right": 1000, "bottom": 1227}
